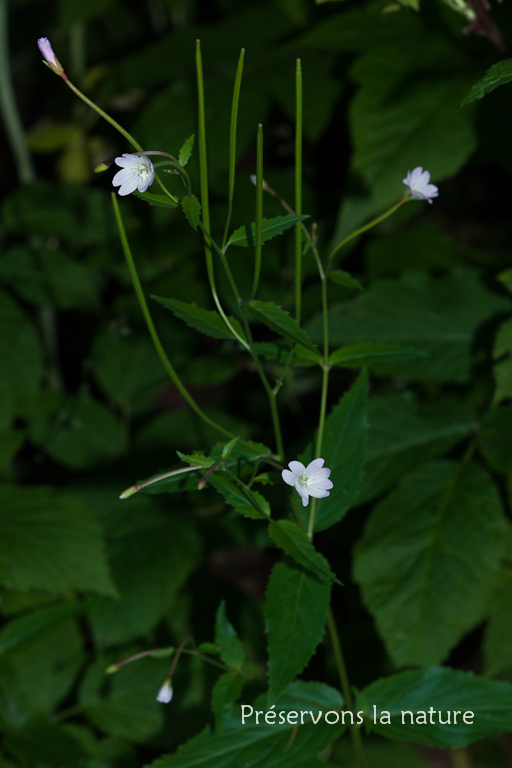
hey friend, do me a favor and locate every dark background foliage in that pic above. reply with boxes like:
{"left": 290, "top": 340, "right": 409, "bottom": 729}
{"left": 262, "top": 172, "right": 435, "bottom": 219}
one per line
{"left": 2, "top": 0, "right": 512, "bottom": 766}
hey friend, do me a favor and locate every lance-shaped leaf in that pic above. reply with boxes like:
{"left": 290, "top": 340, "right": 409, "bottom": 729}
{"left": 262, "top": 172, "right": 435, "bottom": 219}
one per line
{"left": 354, "top": 461, "right": 507, "bottom": 667}
{"left": 215, "top": 601, "right": 244, "bottom": 670}
{"left": 152, "top": 296, "right": 246, "bottom": 343}
{"left": 254, "top": 342, "right": 322, "bottom": 367}
{"left": 329, "top": 269, "right": 363, "bottom": 291}
{"left": 266, "top": 560, "right": 331, "bottom": 703}
{"left": 209, "top": 474, "right": 270, "bottom": 520}
{"left": 462, "top": 59, "right": 512, "bottom": 105}
{"left": 226, "top": 215, "right": 308, "bottom": 248}
{"left": 356, "top": 667, "right": 512, "bottom": 748}
{"left": 268, "top": 520, "right": 340, "bottom": 584}
{"left": 181, "top": 194, "right": 201, "bottom": 230}
{"left": 133, "top": 190, "right": 178, "bottom": 208}
{"left": 246, "top": 300, "right": 318, "bottom": 353}
{"left": 178, "top": 134, "right": 194, "bottom": 167}
{"left": 330, "top": 342, "right": 426, "bottom": 369}
{"left": 300, "top": 370, "right": 368, "bottom": 532}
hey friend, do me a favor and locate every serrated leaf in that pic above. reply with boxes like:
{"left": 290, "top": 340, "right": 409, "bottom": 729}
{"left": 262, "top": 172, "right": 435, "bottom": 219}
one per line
{"left": 147, "top": 681, "right": 344, "bottom": 768}
{"left": 178, "top": 134, "right": 195, "bottom": 167}
{"left": 181, "top": 194, "right": 201, "bottom": 230}
{"left": 226, "top": 215, "right": 308, "bottom": 248}
{"left": 246, "top": 300, "right": 318, "bottom": 353}
{"left": 268, "top": 521, "right": 340, "bottom": 584}
{"left": 300, "top": 370, "right": 368, "bottom": 532}
{"left": 354, "top": 461, "right": 507, "bottom": 667}
{"left": 462, "top": 58, "right": 512, "bottom": 106}
{"left": 266, "top": 561, "right": 331, "bottom": 703}
{"left": 133, "top": 190, "right": 178, "bottom": 208}
{"left": 222, "top": 437, "right": 239, "bottom": 461}
{"left": 357, "top": 667, "right": 512, "bottom": 747}
{"left": 215, "top": 602, "right": 244, "bottom": 671}
{"left": 0, "top": 486, "right": 115, "bottom": 596}
{"left": 152, "top": 296, "right": 246, "bottom": 343}
{"left": 329, "top": 270, "right": 363, "bottom": 291}
{"left": 212, "top": 672, "right": 244, "bottom": 732}
{"left": 209, "top": 474, "right": 270, "bottom": 520}
{"left": 330, "top": 342, "right": 426, "bottom": 368}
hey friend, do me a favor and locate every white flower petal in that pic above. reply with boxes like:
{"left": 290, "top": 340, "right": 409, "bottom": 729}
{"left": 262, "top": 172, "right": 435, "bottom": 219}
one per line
{"left": 305, "top": 458, "right": 325, "bottom": 474}
{"left": 282, "top": 469, "right": 297, "bottom": 487}
{"left": 287, "top": 460, "right": 306, "bottom": 476}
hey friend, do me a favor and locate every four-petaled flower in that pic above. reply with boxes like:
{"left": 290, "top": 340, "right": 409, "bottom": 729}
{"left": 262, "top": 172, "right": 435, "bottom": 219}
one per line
{"left": 156, "top": 679, "right": 173, "bottom": 704}
{"left": 37, "top": 37, "right": 65, "bottom": 77}
{"left": 112, "top": 153, "right": 155, "bottom": 196}
{"left": 402, "top": 167, "right": 438, "bottom": 204}
{"left": 282, "top": 458, "right": 333, "bottom": 507}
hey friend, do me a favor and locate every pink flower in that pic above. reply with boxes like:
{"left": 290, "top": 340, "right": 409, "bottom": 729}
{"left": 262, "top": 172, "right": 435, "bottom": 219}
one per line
{"left": 37, "top": 37, "right": 65, "bottom": 77}
{"left": 402, "top": 167, "right": 439, "bottom": 204}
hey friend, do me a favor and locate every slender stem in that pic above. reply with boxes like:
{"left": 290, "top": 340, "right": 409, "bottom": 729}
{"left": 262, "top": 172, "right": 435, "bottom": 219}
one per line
{"left": 327, "top": 609, "right": 367, "bottom": 768}
{"left": 327, "top": 197, "right": 408, "bottom": 269}
{"left": 222, "top": 48, "right": 245, "bottom": 251}
{"left": 295, "top": 58, "right": 303, "bottom": 324}
{"left": 251, "top": 124, "right": 264, "bottom": 299}
{"left": 0, "top": 0, "right": 35, "bottom": 184}
{"left": 111, "top": 194, "right": 234, "bottom": 440}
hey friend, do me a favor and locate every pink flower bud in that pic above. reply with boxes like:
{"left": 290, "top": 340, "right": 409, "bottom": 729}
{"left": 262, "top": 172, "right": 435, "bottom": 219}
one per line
{"left": 37, "top": 37, "right": 66, "bottom": 78}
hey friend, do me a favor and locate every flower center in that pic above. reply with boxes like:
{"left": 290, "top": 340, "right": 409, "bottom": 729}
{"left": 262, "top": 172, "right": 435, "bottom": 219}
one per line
{"left": 138, "top": 162, "right": 150, "bottom": 179}
{"left": 297, "top": 473, "right": 310, "bottom": 489}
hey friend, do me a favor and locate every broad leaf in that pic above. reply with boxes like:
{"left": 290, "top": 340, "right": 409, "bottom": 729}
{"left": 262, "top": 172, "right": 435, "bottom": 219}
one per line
{"left": 354, "top": 461, "right": 507, "bottom": 666}
{"left": 308, "top": 271, "right": 510, "bottom": 383}
{"left": 0, "top": 486, "right": 115, "bottom": 596}
{"left": 483, "top": 532, "right": 512, "bottom": 676}
{"left": 493, "top": 317, "right": 512, "bottom": 404}
{"left": 300, "top": 370, "right": 368, "bottom": 532}
{"left": 246, "top": 300, "right": 318, "bottom": 353}
{"left": 268, "top": 521, "right": 340, "bottom": 584}
{"left": 462, "top": 58, "right": 512, "bottom": 105}
{"left": 211, "top": 672, "right": 243, "bottom": 732}
{"left": 358, "top": 394, "right": 477, "bottom": 503}
{"left": 215, "top": 601, "right": 244, "bottom": 671}
{"left": 181, "top": 194, "right": 201, "bottom": 229}
{"left": 152, "top": 296, "right": 246, "bottom": 343}
{"left": 266, "top": 560, "right": 331, "bottom": 702}
{"left": 226, "top": 215, "right": 308, "bottom": 248}
{"left": 357, "top": 667, "right": 512, "bottom": 747}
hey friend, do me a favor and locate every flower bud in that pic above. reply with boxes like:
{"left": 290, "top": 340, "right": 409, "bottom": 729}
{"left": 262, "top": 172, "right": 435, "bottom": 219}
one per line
{"left": 37, "top": 37, "right": 66, "bottom": 78}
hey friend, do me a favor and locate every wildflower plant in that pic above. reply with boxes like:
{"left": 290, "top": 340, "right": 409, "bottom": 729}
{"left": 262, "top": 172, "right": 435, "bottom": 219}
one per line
{"left": 16, "top": 13, "right": 512, "bottom": 768}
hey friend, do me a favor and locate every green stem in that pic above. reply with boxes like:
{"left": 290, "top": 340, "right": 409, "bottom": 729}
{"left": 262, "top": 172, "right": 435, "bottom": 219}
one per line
{"left": 222, "top": 48, "right": 245, "bottom": 251}
{"left": 327, "top": 609, "right": 367, "bottom": 768}
{"left": 111, "top": 194, "right": 234, "bottom": 440}
{"left": 251, "top": 124, "right": 264, "bottom": 299}
{"left": 327, "top": 197, "right": 408, "bottom": 269}
{"left": 0, "top": 0, "right": 35, "bottom": 184}
{"left": 295, "top": 58, "right": 303, "bottom": 324}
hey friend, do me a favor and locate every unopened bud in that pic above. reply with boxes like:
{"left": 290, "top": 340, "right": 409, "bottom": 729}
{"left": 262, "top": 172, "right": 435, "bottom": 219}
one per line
{"left": 37, "top": 37, "right": 66, "bottom": 78}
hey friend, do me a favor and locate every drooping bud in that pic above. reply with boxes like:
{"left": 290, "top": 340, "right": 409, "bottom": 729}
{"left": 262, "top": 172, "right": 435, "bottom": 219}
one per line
{"left": 156, "top": 679, "right": 173, "bottom": 704}
{"left": 37, "top": 37, "right": 66, "bottom": 78}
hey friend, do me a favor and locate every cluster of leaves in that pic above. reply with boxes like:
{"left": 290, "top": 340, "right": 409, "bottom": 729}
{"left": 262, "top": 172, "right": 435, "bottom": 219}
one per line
{"left": 3, "top": 0, "right": 512, "bottom": 767}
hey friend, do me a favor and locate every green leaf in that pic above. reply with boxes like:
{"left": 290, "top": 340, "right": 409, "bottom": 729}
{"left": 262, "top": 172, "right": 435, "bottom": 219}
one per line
{"left": 226, "top": 215, "right": 309, "bottom": 248}
{"left": 181, "top": 194, "right": 201, "bottom": 230}
{"left": 85, "top": 491, "right": 200, "bottom": 645}
{"left": 209, "top": 474, "right": 270, "bottom": 520}
{"left": 254, "top": 342, "right": 322, "bottom": 367}
{"left": 329, "top": 269, "right": 363, "bottom": 291}
{"left": 0, "top": 485, "right": 116, "bottom": 596}
{"left": 300, "top": 370, "right": 368, "bottom": 532}
{"left": 268, "top": 521, "right": 340, "bottom": 584}
{"left": 133, "top": 190, "right": 178, "bottom": 207}
{"left": 2, "top": 721, "right": 87, "bottom": 766}
{"left": 0, "top": 602, "right": 84, "bottom": 657}
{"left": 221, "top": 437, "right": 239, "bottom": 461}
{"left": 266, "top": 561, "right": 331, "bottom": 702}
{"left": 330, "top": 342, "right": 426, "bottom": 368}
{"left": 308, "top": 271, "right": 510, "bottom": 383}
{"left": 211, "top": 672, "right": 243, "bottom": 731}
{"left": 493, "top": 317, "right": 512, "bottom": 404}
{"left": 484, "top": 534, "right": 512, "bottom": 676}
{"left": 245, "top": 300, "right": 318, "bottom": 353}
{"left": 0, "top": 290, "right": 43, "bottom": 406}
{"left": 354, "top": 461, "right": 507, "bottom": 667}
{"left": 215, "top": 602, "right": 244, "bottom": 671}
{"left": 178, "top": 134, "right": 195, "bottom": 166}
{"left": 462, "top": 58, "right": 512, "bottom": 105}
{"left": 148, "top": 681, "right": 344, "bottom": 768}
{"left": 80, "top": 656, "right": 167, "bottom": 742}
{"left": 152, "top": 296, "right": 246, "bottom": 343}
{"left": 478, "top": 406, "right": 512, "bottom": 474}
{"left": 358, "top": 394, "right": 478, "bottom": 503}
{"left": 356, "top": 667, "right": 512, "bottom": 747}
{"left": 26, "top": 393, "right": 127, "bottom": 470}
